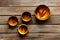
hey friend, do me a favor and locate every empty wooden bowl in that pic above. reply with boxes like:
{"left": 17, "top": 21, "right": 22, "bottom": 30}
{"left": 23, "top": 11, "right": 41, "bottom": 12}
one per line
{"left": 18, "top": 24, "right": 28, "bottom": 35}
{"left": 35, "top": 5, "right": 50, "bottom": 21}
{"left": 21, "top": 12, "right": 32, "bottom": 22}
{"left": 8, "top": 16, "right": 18, "bottom": 26}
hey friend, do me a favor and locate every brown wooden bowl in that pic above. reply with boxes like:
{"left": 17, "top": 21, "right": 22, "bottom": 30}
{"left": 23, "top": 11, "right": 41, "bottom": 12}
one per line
{"left": 18, "top": 24, "right": 28, "bottom": 35}
{"left": 21, "top": 12, "right": 32, "bottom": 22}
{"left": 35, "top": 5, "right": 50, "bottom": 21}
{"left": 8, "top": 16, "right": 18, "bottom": 27}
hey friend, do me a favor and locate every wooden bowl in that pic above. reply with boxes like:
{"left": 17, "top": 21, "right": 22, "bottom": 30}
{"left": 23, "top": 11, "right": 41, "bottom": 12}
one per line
{"left": 8, "top": 16, "right": 18, "bottom": 26}
{"left": 21, "top": 12, "right": 32, "bottom": 22}
{"left": 35, "top": 5, "right": 50, "bottom": 21}
{"left": 18, "top": 24, "right": 28, "bottom": 35}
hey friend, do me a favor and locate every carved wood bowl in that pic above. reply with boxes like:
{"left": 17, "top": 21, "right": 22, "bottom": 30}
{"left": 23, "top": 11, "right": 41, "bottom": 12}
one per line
{"left": 21, "top": 12, "right": 32, "bottom": 22}
{"left": 8, "top": 16, "right": 18, "bottom": 27}
{"left": 35, "top": 5, "right": 50, "bottom": 21}
{"left": 18, "top": 24, "right": 28, "bottom": 35}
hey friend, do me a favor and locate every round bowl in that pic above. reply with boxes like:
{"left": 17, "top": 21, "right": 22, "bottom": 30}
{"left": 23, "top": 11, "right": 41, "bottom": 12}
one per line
{"left": 21, "top": 12, "right": 32, "bottom": 22}
{"left": 18, "top": 24, "right": 28, "bottom": 35}
{"left": 35, "top": 5, "right": 50, "bottom": 21}
{"left": 8, "top": 16, "right": 18, "bottom": 26}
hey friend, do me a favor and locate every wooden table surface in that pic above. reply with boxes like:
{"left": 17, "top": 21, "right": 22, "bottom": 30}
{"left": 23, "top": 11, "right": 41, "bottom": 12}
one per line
{"left": 0, "top": 0, "right": 60, "bottom": 40}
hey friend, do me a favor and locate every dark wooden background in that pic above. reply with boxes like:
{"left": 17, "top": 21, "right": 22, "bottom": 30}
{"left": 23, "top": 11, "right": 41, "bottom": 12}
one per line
{"left": 0, "top": 0, "right": 60, "bottom": 40}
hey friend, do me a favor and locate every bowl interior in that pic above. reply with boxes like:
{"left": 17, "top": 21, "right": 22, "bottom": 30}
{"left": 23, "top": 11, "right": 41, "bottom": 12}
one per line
{"left": 22, "top": 12, "right": 31, "bottom": 21}
{"left": 8, "top": 16, "right": 18, "bottom": 26}
{"left": 35, "top": 5, "right": 50, "bottom": 20}
{"left": 18, "top": 25, "right": 28, "bottom": 35}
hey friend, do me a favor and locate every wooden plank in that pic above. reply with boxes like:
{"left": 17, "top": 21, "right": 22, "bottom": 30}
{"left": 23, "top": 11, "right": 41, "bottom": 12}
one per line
{"left": 0, "top": 33, "right": 60, "bottom": 40}
{"left": 0, "top": 16, "right": 60, "bottom": 25}
{"left": 8, "top": 0, "right": 60, "bottom": 6}
{"left": 0, "top": 7, "right": 60, "bottom": 15}
{"left": 0, "top": 0, "right": 60, "bottom": 6}
{"left": 0, "top": 25, "right": 60, "bottom": 33}
{"left": 0, "top": 0, "right": 8, "bottom": 6}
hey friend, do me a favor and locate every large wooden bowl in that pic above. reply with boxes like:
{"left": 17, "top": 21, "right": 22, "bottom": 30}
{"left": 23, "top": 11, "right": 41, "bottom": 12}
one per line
{"left": 35, "top": 5, "right": 50, "bottom": 21}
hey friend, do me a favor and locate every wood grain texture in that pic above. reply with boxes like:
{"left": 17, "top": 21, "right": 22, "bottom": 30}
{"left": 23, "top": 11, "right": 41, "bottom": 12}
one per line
{"left": 0, "top": 16, "right": 60, "bottom": 25}
{"left": 0, "top": 0, "right": 60, "bottom": 40}
{"left": 0, "top": 7, "right": 60, "bottom": 15}
{"left": 0, "top": 0, "right": 8, "bottom": 6}
{"left": 0, "top": 25, "right": 60, "bottom": 33}
{"left": 8, "top": 0, "right": 60, "bottom": 6}
{"left": 0, "top": 33, "right": 60, "bottom": 40}
{"left": 0, "top": 0, "right": 60, "bottom": 6}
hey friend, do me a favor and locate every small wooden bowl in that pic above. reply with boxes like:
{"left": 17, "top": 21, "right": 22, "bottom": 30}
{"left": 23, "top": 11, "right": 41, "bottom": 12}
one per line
{"left": 21, "top": 12, "right": 32, "bottom": 22}
{"left": 8, "top": 16, "right": 18, "bottom": 27}
{"left": 18, "top": 24, "right": 28, "bottom": 35}
{"left": 35, "top": 5, "right": 50, "bottom": 21}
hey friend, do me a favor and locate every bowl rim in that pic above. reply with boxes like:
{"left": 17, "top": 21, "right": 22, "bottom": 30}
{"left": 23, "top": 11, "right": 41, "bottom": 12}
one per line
{"left": 35, "top": 5, "right": 50, "bottom": 21}
{"left": 21, "top": 12, "right": 32, "bottom": 22}
{"left": 8, "top": 16, "right": 18, "bottom": 26}
{"left": 18, "top": 24, "right": 28, "bottom": 35}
